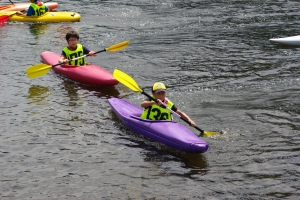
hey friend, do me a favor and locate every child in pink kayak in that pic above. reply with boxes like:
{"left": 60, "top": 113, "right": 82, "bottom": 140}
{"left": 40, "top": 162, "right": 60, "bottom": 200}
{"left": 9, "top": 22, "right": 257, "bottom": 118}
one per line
{"left": 59, "top": 30, "right": 96, "bottom": 66}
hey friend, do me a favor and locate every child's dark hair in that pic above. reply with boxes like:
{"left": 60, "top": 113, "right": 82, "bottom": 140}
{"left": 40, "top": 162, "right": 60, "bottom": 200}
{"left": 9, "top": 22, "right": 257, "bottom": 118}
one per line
{"left": 66, "top": 30, "right": 79, "bottom": 41}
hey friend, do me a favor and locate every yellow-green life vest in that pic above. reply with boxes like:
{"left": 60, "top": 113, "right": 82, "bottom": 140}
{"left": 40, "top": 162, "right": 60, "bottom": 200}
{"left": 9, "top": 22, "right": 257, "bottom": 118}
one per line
{"left": 63, "top": 44, "right": 86, "bottom": 66}
{"left": 30, "top": 3, "right": 46, "bottom": 16}
{"left": 140, "top": 97, "right": 174, "bottom": 120}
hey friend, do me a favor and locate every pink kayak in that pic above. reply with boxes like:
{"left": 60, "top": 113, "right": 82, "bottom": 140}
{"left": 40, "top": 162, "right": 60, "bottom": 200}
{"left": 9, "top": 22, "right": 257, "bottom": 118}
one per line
{"left": 0, "top": 2, "right": 58, "bottom": 11}
{"left": 40, "top": 51, "right": 119, "bottom": 86}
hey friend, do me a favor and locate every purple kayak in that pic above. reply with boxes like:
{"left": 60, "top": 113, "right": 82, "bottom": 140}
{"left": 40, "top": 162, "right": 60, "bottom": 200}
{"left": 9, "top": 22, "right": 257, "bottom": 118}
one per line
{"left": 108, "top": 98, "right": 209, "bottom": 154}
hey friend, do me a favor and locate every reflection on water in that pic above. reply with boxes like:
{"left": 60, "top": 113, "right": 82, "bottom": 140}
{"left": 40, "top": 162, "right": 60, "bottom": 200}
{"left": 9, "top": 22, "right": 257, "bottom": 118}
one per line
{"left": 62, "top": 80, "right": 120, "bottom": 100}
{"left": 28, "top": 23, "right": 48, "bottom": 39}
{"left": 144, "top": 149, "right": 209, "bottom": 170}
{"left": 273, "top": 43, "right": 300, "bottom": 49}
{"left": 175, "top": 151, "right": 208, "bottom": 169}
{"left": 55, "top": 24, "right": 76, "bottom": 34}
{"left": 1, "top": 0, "right": 300, "bottom": 198}
{"left": 28, "top": 85, "right": 50, "bottom": 104}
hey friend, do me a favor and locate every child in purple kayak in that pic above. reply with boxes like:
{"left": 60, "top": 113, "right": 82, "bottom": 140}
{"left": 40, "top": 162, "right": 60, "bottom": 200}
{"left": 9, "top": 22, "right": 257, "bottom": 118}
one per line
{"left": 59, "top": 30, "right": 96, "bottom": 66}
{"left": 141, "top": 82, "right": 196, "bottom": 127}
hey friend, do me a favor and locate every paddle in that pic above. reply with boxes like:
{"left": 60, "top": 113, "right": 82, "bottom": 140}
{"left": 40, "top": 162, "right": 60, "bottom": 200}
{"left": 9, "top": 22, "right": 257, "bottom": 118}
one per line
{"left": 26, "top": 40, "right": 130, "bottom": 79}
{"left": 0, "top": 10, "right": 21, "bottom": 23}
{"left": 113, "top": 69, "right": 218, "bottom": 137}
{"left": 0, "top": 0, "right": 54, "bottom": 23}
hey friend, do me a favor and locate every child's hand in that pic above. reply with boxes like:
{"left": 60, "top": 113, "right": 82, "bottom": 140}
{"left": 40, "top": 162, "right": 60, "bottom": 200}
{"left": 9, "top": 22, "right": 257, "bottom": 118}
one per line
{"left": 59, "top": 59, "right": 69, "bottom": 64}
{"left": 89, "top": 51, "right": 96, "bottom": 56}
{"left": 189, "top": 120, "right": 196, "bottom": 127}
{"left": 156, "top": 99, "right": 163, "bottom": 106}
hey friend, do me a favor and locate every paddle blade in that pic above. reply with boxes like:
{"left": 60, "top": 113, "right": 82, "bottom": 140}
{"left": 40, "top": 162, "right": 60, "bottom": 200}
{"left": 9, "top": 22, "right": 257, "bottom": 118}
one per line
{"left": 0, "top": 5, "right": 13, "bottom": 11}
{"left": 106, "top": 40, "right": 129, "bottom": 52}
{"left": 26, "top": 63, "right": 52, "bottom": 79}
{"left": 203, "top": 131, "right": 218, "bottom": 137}
{"left": 0, "top": 15, "right": 10, "bottom": 23}
{"left": 113, "top": 69, "right": 142, "bottom": 92}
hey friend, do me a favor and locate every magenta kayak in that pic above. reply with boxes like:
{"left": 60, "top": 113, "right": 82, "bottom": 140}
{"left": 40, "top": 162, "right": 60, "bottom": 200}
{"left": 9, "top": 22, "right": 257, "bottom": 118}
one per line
{"left": 40, "top": 51, "right": 118, "bottom": 86}
{"left": 108, "top": 98, "right": 209, "bottom": 154}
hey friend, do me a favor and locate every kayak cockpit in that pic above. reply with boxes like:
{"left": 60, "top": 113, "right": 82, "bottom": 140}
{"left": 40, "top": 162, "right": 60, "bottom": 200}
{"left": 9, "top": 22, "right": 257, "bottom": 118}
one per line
{"left": 130, "top": 114, "right": 176, "bottom": 123}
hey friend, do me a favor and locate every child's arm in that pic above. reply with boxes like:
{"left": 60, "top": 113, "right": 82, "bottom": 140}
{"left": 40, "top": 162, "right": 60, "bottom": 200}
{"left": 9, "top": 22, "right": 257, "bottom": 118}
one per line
{"left": 141, "top": 98, "right": 166, "bottom": 108}
{"left": 26, "top": 7, "right": 34, "bottom": 16}
{"left": 16, "top": 9, "right": 27, "bottom": 15}
{"left": 176, "top": 110, "right": 196, "bottom": 126}
{"left": 88, "top": 51, "right": 96, "bottom": 56}
{"left": 59, "top": 55, "right": 69, "bottom": 65}
{"left": 83, "top": 46, "right": 96, "bottom": 57}
{"left": 141, "top": 100, "right": 155, "bottom": 108}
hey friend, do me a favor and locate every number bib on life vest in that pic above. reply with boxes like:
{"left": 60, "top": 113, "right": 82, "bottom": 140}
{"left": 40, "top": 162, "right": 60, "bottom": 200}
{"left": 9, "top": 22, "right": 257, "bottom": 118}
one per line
{"left": 30, "top": 3, "right": 46, "bottom": 16}
{"left": 140, "top": 98, "right": 174, "bottom": 120}
{"left": 63, "top": 44, "right": 86, "bottom": 66}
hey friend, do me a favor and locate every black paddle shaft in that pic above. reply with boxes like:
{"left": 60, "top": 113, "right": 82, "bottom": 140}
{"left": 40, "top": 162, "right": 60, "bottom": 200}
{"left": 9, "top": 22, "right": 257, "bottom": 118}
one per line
{"left": 9, "top": 0, "right": 53, "bottom": 6}
{"left": 52, "top": 49, "right": 106, "bottom": 68}
{"left": 88, "top": 49, "right": 106, "bottom": 56}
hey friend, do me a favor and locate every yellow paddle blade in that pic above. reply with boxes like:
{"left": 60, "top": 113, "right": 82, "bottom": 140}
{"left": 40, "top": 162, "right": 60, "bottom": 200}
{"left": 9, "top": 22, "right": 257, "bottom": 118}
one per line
{"left": 26, "top": 63, "right": 52, "bottom": 79}
{"left": 203, "top": 131, "right": 218, "bottom": 137}
{"left": 106, "top": 40, "right": 129, "bottom": 52}
{"left": 113, "top": 69, "right": 142, "bottom": 92}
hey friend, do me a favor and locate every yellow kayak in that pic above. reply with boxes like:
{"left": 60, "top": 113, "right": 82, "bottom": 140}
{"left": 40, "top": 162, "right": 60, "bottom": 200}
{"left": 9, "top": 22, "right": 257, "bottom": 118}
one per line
{"left": 0, "top": 11, "right": 81, "bottom": 22}
{"left": 0, "top": 2, "right": 58, "bottom": 11}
